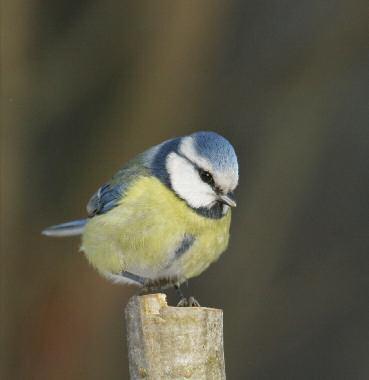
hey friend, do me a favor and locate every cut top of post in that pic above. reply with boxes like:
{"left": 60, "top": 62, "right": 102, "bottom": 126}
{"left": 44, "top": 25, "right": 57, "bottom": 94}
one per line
{"left": 125, "top": 293, "right": 226, "bottom": 379}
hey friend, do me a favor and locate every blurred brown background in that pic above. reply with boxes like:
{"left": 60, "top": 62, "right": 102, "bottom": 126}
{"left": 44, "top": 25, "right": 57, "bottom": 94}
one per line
{"left": 1, "top": 1, "right": 368, "bottom": 379}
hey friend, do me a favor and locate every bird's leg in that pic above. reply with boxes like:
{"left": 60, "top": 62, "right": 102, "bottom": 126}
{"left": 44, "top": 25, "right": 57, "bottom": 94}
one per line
{"left": 174, "top": 284, "right": 200, "bottom": 307}
{"left": 175, "top": 284, "right": 187, "bottom": 306}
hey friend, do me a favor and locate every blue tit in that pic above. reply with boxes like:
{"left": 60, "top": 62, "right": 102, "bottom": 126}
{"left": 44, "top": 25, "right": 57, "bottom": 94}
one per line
{"left": 43, "top": 131, "right": 238, "bottom": 305}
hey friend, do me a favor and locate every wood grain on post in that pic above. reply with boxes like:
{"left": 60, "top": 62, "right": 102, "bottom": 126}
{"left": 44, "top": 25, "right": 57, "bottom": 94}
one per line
{"left": 125, "top": 293, "right": 226, "bottom": 379}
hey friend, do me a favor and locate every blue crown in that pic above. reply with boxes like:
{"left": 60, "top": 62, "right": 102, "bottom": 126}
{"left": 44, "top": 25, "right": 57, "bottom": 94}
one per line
{"left": 191, "top": 131, "right": 238, "bottom": 173}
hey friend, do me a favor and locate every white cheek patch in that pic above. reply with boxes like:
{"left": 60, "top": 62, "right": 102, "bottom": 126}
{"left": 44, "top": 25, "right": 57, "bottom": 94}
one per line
{"left": 166, "top": 152, "right": 216, "bottom": 208}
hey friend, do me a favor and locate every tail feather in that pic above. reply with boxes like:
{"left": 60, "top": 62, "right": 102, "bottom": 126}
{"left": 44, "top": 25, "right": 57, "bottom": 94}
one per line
{"left": 42, "top": 219, "right": 87, "bottom": 237}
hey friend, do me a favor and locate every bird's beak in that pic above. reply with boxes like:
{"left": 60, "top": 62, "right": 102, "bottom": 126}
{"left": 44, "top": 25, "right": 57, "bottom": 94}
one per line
{"left": 218, "top": 194, "right": 237, "bottom": 208}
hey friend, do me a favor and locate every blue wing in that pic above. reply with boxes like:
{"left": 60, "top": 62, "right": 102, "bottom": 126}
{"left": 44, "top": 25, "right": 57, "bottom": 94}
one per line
{"left": 86, "top": 147, "right": 158, "bottom": 217}
{"left": 87, "top": 183, "right": 125, "bottom": 216}
{"left": 86, "top": 137, "right": 180, "bottom": 217}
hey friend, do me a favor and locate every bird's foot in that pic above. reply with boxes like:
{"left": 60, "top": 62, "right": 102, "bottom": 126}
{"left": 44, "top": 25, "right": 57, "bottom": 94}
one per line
{"left": 188, "top": 296, "right": 201, "bottom": 307}
{"left": 176, "top": 296, "right": 201, "bottom": 307}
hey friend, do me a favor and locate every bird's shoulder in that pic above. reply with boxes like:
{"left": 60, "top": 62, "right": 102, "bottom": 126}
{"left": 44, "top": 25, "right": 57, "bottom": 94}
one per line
{"left": 86, "top": 147, "right": 157, "bottom": 217}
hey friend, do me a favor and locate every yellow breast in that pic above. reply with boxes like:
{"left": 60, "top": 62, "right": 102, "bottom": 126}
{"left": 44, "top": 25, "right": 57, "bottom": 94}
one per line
{"left": 81, "top": 176, "right": 231, "bottom": 282}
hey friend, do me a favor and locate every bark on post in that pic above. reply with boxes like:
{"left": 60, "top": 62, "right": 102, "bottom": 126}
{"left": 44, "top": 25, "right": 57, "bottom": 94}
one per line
{"left": 125, "top": 293, "right": 226, "bottom": 379}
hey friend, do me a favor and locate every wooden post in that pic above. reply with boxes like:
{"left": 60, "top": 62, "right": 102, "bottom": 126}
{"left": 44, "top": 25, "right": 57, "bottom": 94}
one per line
{"left": 125, "top": 293, "right": 226, "bottom": 379}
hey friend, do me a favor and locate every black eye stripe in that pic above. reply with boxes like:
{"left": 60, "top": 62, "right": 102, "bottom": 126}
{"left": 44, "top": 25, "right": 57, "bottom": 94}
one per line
{"left": 198, "top": 169, "right": 215, "bottom": 187}
{"left": 175, "top": 151, "right": 217, "bottom": 189}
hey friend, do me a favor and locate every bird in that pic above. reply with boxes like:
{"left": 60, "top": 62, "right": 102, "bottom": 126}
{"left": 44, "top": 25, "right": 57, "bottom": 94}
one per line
{"left": 42, "top": 131, "right": 238, "bottom": 306}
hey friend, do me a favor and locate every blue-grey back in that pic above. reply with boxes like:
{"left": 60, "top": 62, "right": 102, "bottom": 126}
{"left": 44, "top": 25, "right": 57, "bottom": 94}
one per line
{"left": 86, "top": 138, "right": 178, "bottom": 216}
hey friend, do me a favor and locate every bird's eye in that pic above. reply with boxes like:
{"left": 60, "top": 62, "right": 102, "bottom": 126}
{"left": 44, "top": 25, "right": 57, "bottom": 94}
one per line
{"left": 199, "top": 169, "right": 215, "bottom": 187}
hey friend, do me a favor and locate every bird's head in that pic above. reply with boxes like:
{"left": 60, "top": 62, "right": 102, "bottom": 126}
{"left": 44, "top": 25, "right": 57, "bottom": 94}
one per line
{"left": 153, "top": 131, "right": 238, "bottom": 218}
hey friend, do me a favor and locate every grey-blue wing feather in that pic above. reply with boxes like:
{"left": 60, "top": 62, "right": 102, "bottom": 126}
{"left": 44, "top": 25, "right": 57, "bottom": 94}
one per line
{"left": 87, "top": 183, "right": 125, "bottom": 216}
{"left": 86, "top": 147, "right": 158, "bottom": 216}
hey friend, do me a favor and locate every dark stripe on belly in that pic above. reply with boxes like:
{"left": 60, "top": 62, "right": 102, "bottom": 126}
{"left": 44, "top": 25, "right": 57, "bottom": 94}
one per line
{"left": 174, "top": 234, "right": 195, "bottom": 258}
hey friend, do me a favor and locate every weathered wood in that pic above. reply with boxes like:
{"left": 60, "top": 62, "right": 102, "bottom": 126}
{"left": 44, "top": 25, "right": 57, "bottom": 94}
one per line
{"left": 125, "top": 293, "right": 225, "bottom": 379}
